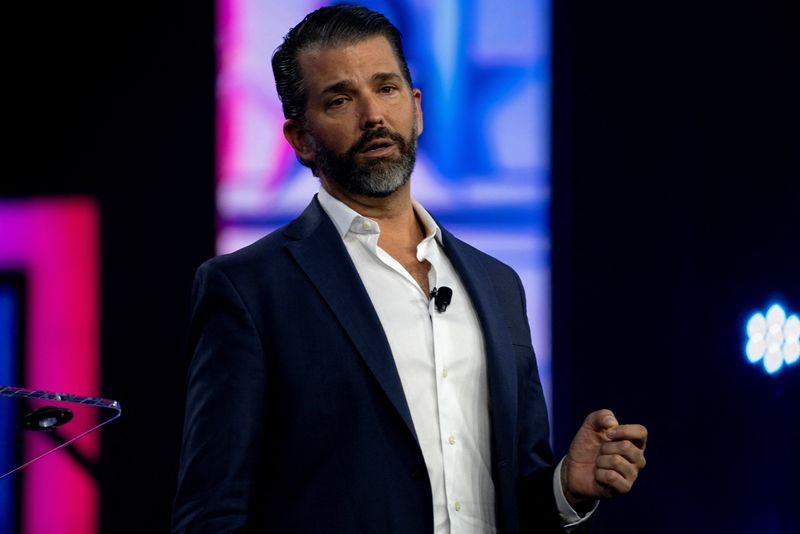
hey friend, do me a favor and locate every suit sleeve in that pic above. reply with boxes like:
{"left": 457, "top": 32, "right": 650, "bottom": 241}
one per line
{"left": 507, "top": 268, "right": 570, "bottom": 533}
{"left": 172, "top": 261, "right": 267, "bottom": 533}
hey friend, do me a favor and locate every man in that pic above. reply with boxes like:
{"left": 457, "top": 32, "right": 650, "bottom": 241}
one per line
{"left": 173, "top": 5, "right": 647, "bottom": 533}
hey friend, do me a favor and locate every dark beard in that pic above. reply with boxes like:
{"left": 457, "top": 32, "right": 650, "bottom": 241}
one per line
{"left": 312, "top": 124, "right": 418, "bottom": 198}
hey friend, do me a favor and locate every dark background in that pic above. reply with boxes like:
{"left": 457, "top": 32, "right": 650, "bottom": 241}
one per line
{"left": 3, "top": 1, "right": 799, "bottom": 532}
{"left": 552, "top": 1, "right": 800, "bottom": 532}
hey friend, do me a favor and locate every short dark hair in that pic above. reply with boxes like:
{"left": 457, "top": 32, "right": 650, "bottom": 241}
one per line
{"left": 271, "top": 4, "right": 413, "bottom": 123}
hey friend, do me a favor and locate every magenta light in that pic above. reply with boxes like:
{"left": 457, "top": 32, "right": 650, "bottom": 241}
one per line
{"left": 0, "top": 197, "right": 100, "bottom": 534}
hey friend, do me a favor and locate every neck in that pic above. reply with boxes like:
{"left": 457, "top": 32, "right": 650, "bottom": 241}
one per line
{"left": 320, "top": 179, "right": 425, "bottom": 247}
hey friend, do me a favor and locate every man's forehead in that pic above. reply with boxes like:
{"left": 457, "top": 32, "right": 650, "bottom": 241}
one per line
{"left": 297, "top": 36, "right": 404, "bottom": 90}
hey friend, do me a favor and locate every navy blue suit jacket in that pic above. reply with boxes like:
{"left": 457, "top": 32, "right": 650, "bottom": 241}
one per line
{"left": 172, "top": 197, "right": 563, "bottom": 533}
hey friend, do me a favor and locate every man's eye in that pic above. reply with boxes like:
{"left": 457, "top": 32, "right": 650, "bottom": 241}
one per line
{"left": 328, "top": 97, "right": 347, "bottom": 108}
{"left": 380, "top": 85, "right": 398, "bottom": 94}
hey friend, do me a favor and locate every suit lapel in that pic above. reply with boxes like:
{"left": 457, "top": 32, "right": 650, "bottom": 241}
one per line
{"left": 441, "top": 229, "right": 518, "bottom": 467}
{"left": 283, "top": 198, "right": 418, "bottom": 441}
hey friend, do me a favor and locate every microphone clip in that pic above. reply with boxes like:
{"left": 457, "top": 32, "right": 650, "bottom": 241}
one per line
{"left": 430, "top": 286, "right": 453, "bottom": 313}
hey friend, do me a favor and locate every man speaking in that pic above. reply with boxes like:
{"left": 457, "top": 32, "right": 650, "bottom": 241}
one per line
{"left": 172, "top": 5, "right": 647, "bottom": 533}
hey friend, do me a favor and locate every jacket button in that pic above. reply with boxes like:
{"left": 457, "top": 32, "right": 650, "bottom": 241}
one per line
{"left": 411, "top": 466, "right": 425, "bottom": 480}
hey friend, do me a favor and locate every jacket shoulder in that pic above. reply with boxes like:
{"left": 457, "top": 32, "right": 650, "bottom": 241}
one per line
{"left": 442, "top": 228, "right": 520, "bottom": 282}
{"left": 201, "top": 226, "right": 290, "bottom": 275}
{"left": 197, "top": 196, "right": 326, "bottom": 279}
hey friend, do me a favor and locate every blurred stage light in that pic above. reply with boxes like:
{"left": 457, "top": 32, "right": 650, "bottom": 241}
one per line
{"left": 746, "top": 304, "right": 800, "bottom": 374}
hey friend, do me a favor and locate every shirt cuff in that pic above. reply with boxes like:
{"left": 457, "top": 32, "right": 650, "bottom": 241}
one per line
{"left": 553, "top": 457, "right": 598, "bottom": 531}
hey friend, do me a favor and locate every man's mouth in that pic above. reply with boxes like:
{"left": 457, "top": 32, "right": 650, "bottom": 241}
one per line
{"left": 359, "top": 139, "right": 395, "bottom": 157}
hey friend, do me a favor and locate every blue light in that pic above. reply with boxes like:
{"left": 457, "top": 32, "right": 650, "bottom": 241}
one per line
{"left": 0, "top": 286, "right": 19, "bottom": 526}
{"left": 745, "top": 303, "right": 799, "bottom": 374}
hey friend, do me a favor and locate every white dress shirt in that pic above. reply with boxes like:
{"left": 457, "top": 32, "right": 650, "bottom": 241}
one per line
{"left": 317, "top": 188, "right": 591, "bottom": 533}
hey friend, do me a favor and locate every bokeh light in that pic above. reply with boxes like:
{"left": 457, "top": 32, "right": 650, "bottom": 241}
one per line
{"left": 745, "top": 303, "right": 799, "bottom": 374}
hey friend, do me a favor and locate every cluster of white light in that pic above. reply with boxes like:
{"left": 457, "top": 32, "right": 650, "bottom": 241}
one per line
{"left": 746, "top": 304, "right": 800, "bottom": 374}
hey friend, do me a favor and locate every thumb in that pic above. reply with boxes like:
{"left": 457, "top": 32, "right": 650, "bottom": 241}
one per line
{"left": 586, "top": 409, "right": 618, "bottom": 432}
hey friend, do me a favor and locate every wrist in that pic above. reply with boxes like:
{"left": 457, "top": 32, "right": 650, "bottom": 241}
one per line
{"left": 561, "top": 457, "right": 597, "bottom": 516}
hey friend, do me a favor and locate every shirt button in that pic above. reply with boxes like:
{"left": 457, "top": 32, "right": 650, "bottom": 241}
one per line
{"left": 361, "top": 221, "right": 371, "bottom": 231}
{"left": 442, "top": 368, "right": 448, "bottom": 378}
{"left": 448, "top": 435, "right": 456, "bottom": 445}
{"left": 454, "top": 501, "right": 462, "bottom": 512}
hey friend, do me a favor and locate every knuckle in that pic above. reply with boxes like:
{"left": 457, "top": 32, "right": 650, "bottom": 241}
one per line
{"left": 591, "top": 408, "right": 613, "bottom": 422}
{"left": 611, "top": 455, "right": 625, "bottom": 469}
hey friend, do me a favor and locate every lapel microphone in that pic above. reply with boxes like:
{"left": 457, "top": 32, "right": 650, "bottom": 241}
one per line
{"left": 430, "top": 286, "right": 453, "bottom": 312}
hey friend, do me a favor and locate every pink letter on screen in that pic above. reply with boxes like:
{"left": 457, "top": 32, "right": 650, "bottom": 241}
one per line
{"left": 0, "top": 197, "right": 100, "bottom": 534}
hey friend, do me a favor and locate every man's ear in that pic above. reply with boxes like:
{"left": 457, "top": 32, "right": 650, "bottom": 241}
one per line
{"left": 283, "top": 119, "right": 315, "bottom": 164}
{"left": 413, "top": 88, "right": 423, "bottom": 136}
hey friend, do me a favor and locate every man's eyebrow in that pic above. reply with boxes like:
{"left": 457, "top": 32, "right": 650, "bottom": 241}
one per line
{"left": 319, "top": 72, "right": 404, "bottom": 96}
{"left": 372, "top": 72, "right": 403, "bottom": 84}
{"left": 320, "top": 80, "right": 355, "bottom": 96}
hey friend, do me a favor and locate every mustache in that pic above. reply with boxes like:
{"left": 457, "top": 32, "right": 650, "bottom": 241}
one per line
{"left": 348, "top": 127, "right": 407, "bottom": 155}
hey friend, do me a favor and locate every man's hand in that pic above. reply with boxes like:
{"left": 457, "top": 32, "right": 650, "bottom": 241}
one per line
{"left": 561, "top": 409, "right": 647, "bottom": 511}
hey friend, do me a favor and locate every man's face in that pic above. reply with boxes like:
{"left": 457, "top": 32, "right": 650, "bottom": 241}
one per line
{"left": 286, "top": 36, "right": 423, "bottom": 197}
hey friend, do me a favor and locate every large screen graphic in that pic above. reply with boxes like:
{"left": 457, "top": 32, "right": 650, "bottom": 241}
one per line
{"left": 216, "top": 0, "right": 553, "bottom": 412}
{"left": 0, "top": 198, "right": 100, "bottom": 533}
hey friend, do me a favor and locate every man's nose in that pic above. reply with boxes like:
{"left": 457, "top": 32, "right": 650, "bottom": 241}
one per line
{"left": 359, "top": 95, "right": 385, "bottom": 129}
